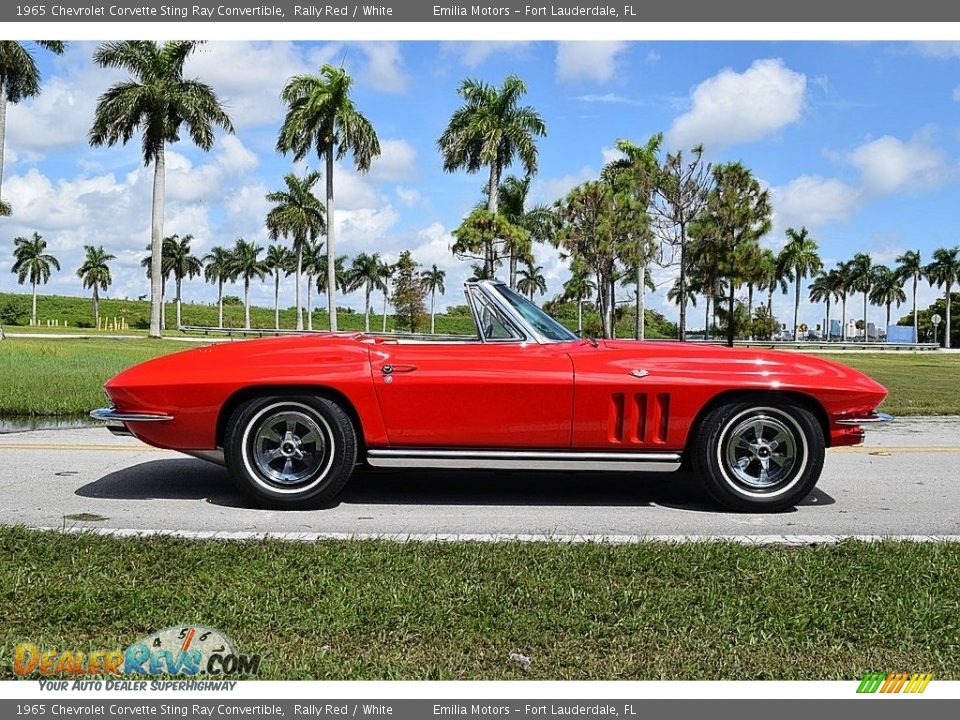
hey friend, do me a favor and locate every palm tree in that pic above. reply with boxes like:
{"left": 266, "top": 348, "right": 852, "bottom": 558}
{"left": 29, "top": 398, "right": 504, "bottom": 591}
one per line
{"left": 11, "top": 231, "right": 59, "bottom": 325}
{"left": 895, "top": 249, "right": 924, "bottom": 342}
{"left": 0, "top": 198, "right": 10, "bottom": 216}
{"left": 847, "top": 252, "right": 874, "bottom": 341}
{"left": 265, "top": 171, "right": 325, "bottom": 331}
{"left": 301, "top": 239, "right": 325, "bottom": 331}
{"left": 203, "top": 245, "right": 233, "bottom": 329}
{"left": 779, "top": 227, "right": 823, "bottom": 341}
{"left": 925, "top": 246, "right": 960, "bottom": 348}
{"left": 164, "top": 234, "right": 202, "bottom": 330}
{"left": 420, "top": 264, "right": 447, "bottom": 335}
{"left": 140, "top": 243, "right": 169, "bottom": 329}
{"left": 76, "top": 245, "right": 116, "bottom": 327}
{"left": 516, "top": 263, "right": 547, "bottom": 301}
{"left": 316, "top": 253, "right": 349, "bottom": 326}
{"left": 348, "top": 252, "right": 383, "bottom": 333}
{"left": 758, "top": 247, "right": 788, "bottom": 320}
{"left": 226, "top": 238, "right": 269, "bottom": 330}
{"left": 277, "top": 64, "right": 381, "bottom": 333}
{"left": 0, "top": 41, "right": 66, "bottom": 212}
{"left": 497, "top": 175, "right": 551, "bottom": 289}
{"left": 378, "top": 259, "right": 395, "bottom": 332}
{"left": 438, "top": 74, "right": 546, "bottom": 277}
{"left": 808, "top": 271, "right": 838, "bottom": 341}
{"left": 265, "top": 243, "right": 291, "bottom": 329}
{"left": 89, "top": 40, "right": 233, "bottom": 339}
{"left": 563, "top": 262, "right": 597, "bottom": 336}
{"left": 832, "top": 261, "right": 853, "bottom": 341}
{"left": 869, "top": 264, "right": 906, "bottom": 339}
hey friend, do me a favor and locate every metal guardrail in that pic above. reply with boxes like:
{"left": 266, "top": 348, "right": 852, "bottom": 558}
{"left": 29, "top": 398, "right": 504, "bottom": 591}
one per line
{"left": 177, "top": 325, "right": 476, "bottom": 342}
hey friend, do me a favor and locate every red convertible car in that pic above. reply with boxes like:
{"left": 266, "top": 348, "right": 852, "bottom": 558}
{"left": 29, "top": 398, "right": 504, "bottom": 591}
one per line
{"left": 92, "top": 279, "right": 890, "bottom": 512}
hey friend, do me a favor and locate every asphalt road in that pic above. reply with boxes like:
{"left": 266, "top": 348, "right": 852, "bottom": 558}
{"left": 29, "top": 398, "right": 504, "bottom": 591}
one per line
{"left": 1, "top": 417, "right": 958, "bottom": 540}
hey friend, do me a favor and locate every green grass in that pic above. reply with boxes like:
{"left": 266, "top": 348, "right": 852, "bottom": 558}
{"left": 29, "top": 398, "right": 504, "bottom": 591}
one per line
{"left": 1, "top": 528, "right": 958, "bottom": 680}
{"left": 0, "top": 338, "right": 191, "bottom": 416}
{"left": 812, "top": 352, "right": 960, "bottom": 416}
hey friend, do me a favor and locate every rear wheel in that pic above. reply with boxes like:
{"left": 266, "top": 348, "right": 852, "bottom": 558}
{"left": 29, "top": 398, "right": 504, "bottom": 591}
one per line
{"left": 224, "top": 395, "right": 357, "bottom": 509}
{"left": 691, "top": 400, "right": 824, "bottom": 512}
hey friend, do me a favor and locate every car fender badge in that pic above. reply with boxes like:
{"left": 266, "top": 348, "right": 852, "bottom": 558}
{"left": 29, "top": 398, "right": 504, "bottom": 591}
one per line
{"left": 630, "top": 368, "right": 649, "bottom": 379}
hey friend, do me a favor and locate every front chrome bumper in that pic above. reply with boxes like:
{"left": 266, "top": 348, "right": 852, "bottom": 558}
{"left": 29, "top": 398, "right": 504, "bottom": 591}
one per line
{"left": 90, "top": 407, "right": 174, "bottom": 422}
{"left": 835, "top": 412, "right": 894, "bottom": 426}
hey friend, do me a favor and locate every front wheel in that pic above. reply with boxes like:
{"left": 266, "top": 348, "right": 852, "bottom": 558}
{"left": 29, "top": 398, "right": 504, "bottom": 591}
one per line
{"left": 691, "top": 400, "right": 825, "bottom": 512}
{"left": 224, "top": 395, "right": 357, "bottom": 509}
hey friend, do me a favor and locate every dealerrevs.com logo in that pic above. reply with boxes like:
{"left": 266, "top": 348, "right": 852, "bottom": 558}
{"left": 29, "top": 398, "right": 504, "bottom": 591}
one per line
{"left": 14, "top": 626, "right": 260, "bottom": 678}
{"left": 857, "top": 672, "right": 933, "bottom": 694}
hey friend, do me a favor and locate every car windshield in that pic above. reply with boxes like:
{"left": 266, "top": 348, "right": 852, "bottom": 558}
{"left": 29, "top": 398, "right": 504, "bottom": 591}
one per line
{"left": 495, "top": 285, "right": 578, "bottom": 342}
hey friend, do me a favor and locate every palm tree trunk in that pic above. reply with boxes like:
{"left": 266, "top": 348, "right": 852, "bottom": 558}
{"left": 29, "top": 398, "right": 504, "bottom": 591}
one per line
{"left": 93, "top": 285, "right": 100, "bottom": 327}
{"left": 678, "top": 222, "right": 687, "bottom": 342}
{"left": 31, "top": 279, "right": 37, "bottom": 326}
{"left": 0, "top": 86, "right": 7, "bottom": 203}
{"left": 382, "top": 290, "right": 388, "bottom": 333}
{"left": 767, "top": 288, "right": 773, "bottom": 318}
{"left": 149, "top": 148, "right": 165, "bottom": 339}
{"left": 747, "top": 284, "right": 754, "bottom": 340}
{"left": 364, "top": 284, "right": 371, "bottom": 332}
{"left": 597, "top": 271, "right": 609, "bottom": 338}
{"left": 160, "top": 278, "right": 166, "bottom": 331}
{"left": 912, "top": 275, "right": 918, "bottom": 342}
{"left": 217, "top": 278, "right": 224, "bottom": 329}
{"left": 863, "top": 292, "right": 869, "bottom": 342}
{"left": 825, "top": 298, "right": 831, "bottom": 342}
{"left": 175, "top": 278, "right": 182, "bottom": 330}
{"left": 704, "top": 295, "right": 710, "bottom": 341}
{"left": 635, "top": 263, "right": 644, "bottom": 341}
{"left": 886, "top": 302, "right": 891, "bottom": 341}
{"left": 485, "top": 163, "right": 500, "bottom": 278}
{"left": 509, "top": 255, "right": 517, "bottom": 290}
{"left": 244, "top": 277, "right": 251, "bottom": 330}
{"left": 577, "top": 296, "right": 583, "bottom": 336}
{"left": 306, "top": 272, "right": 313, "bottom": 331}
{"left": 326, "top": 145, "right": 338, "bottom": 332}
{"left": 608, "top": 276, "right": 616, "bottom": 339}
{"left": 841, "top": 296, "right": 847, "bottom": 341}
{"left": 794, "top": 274, "right": 801, "bottom": 341}
{"left": 295, "top": 244, "right": 303, "bottom": 331}
{"left": 727, "top": 282, "right": 735, "bottom": 347}
{"left": 947, "top": 285, "right": 953, "bottom": 349}
{"left": 274, "top": 272, "right": 280, "bottom": 329}
{"left": 430, "top": 289, "right": 436, "bottom": 334}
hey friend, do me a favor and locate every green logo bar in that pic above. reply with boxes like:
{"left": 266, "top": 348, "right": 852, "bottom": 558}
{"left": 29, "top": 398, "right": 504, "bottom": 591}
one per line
{"left": 857, "top": 672, "right": 886, "bottom": 693}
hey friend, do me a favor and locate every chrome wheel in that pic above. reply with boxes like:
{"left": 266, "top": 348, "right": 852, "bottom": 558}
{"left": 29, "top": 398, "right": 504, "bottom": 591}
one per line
{"left": 723, "top": 412, "right": 799, "bottom": 491}
{"left": 241, "top": 402, "right": 336, "bottom": 493}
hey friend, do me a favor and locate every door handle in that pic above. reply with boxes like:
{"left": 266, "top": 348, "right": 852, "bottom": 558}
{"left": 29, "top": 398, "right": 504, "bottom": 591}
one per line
{"left": 381, "top": 364, "right": 417, "bottom": 374}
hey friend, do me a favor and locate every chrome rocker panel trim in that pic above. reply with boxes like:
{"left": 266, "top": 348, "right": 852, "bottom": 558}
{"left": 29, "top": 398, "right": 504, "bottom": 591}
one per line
{"left": 90, "top": 407, "right": 174, "bottom": 422}
{"left": 835, "top": 412, "right": 894, "bottom": 426}
{"left": 366, "top": 448, "right": 682, "bottom": 472}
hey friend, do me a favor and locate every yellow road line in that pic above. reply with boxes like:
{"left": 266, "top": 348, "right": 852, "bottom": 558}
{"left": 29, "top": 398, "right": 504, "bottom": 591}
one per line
{"left": 832, "top": 446, "right": 960, "bottom": 454}
{"left": 0, "top": 443, "right": 165, "bottom": 452}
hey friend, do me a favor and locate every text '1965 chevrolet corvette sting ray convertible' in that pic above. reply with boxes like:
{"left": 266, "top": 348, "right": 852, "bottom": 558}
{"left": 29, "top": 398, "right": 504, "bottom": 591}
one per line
{"left": 92, "top": 279, "right": 891, "bottom": 512}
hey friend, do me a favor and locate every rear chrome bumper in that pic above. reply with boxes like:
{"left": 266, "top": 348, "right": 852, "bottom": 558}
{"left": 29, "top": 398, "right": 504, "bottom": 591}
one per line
{"left": 90, "top": 407, "right": 174, "bottom": 422}
{"left": 835, "top": 412, "right": 894, "bottom": 426}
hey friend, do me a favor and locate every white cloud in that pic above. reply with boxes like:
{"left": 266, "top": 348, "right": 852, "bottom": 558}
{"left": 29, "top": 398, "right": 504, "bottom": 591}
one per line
{"left": 770, "top": 175, "right": 862, "bottom": 230}
{"left": 848, "top": 133, "right": 950, "bottom": 195}
{"left": 395, "top": 186, "right": 421, "bottom": 206}
{"left": 367, "top": 139, "right": 417, "bottom": 182}
{"left": 668, "top": 58, "right": 806, "bottom": 149}
{"left": 601, "top": 147, "right": 624, "bottom": 165}
{"left": 555, "top": 42, "right": 628, "bottom": 84}
{"left": 533, "top": 165, "right": 595, "bottom": 204}
{"left": 645, "top": 49, "right": 661, "bottom": 64}
{"left": 358, "top": 42, "right": 410, "bottom": 93}
{"left": 953, "top": 85, "right": 960, "bottom": 101}
{"left": 442, "top": 42, "right": 532, "bottom": 68}
{"left": 186, "top": 41, "right": 310, "bottom": 129}
{"left": 913, "top": 42, "right": 960, "bottom": 59}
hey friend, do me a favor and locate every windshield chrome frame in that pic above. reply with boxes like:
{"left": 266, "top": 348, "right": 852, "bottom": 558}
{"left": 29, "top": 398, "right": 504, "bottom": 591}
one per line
{"left": 465, "top": 279, "right": 572, "bottom": 345}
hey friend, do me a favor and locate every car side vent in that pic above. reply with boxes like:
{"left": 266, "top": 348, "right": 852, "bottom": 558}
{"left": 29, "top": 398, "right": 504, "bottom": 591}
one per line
{"left": 608, "top": 392, "right": 670, "bottom": 445}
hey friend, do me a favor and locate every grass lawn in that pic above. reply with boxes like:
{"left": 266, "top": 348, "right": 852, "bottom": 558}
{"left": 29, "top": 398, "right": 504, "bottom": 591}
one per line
{"left": 1, "top": 528, "right": 958, "bottom": 680}
{"left": 0, "top": 338, "right": 193, "bottom": 417}
{"left": 811, "top": 352, "right": 960, "bottom": 416}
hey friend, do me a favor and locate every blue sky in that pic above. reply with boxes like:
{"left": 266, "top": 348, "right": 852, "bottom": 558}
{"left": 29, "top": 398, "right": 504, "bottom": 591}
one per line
{"left": 3, "top": 40, "right": 960, "bottom": 328}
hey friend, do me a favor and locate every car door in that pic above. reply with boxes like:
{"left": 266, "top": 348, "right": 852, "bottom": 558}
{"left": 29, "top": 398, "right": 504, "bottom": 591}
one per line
{"left": 370, "top": 339, "right": 574, "bottom": 448}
